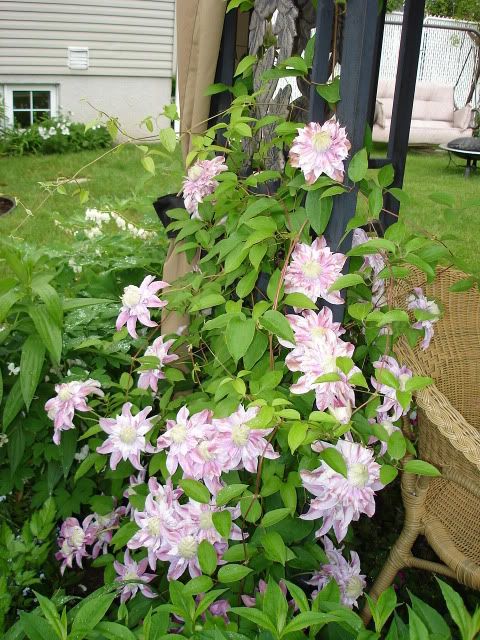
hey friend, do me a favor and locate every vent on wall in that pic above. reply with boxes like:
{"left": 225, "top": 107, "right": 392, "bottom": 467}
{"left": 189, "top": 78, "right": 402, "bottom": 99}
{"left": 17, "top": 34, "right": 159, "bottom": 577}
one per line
{"left": 68, "top": 47, "right": 89, "bottom": 70}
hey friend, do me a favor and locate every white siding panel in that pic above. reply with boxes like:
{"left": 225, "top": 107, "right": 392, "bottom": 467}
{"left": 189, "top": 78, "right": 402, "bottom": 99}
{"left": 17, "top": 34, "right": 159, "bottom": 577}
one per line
{"left": 0, "top": 0, "right": 175, "bottom": 77}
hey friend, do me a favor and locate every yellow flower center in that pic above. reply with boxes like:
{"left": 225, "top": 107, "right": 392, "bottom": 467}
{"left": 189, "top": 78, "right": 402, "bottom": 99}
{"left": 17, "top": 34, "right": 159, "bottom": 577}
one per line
{"left": 345, "top": 576, "right": 364, "bottom": 600}
{"left": 70, "top": 526, "right": 85, "bottom": 548}
{"left": 301, "top": 260, "right": 322, "bottom": 278}
{"left": 312, "top": 130, "right": 332, "bottom": 152}
{"left": 398, "top": 373, "right": 411, "bottom": 391}
{"left": 348, "top": 463, "right": 370, "bottom": 488}
{"left": 231, "top": 424, "right": 250, "bottom": 446}
{"left": 170, "top": 424, "right": 187, "bottom": 444}
{"left": 119, "top": 422, "right": 137, "bottom": 445}
{"left": 58, "top": 387, "right": 73, "bottom": 401}
{"left": 122, "top": 285, "right": 142, "bottom": 308}
{"left": 147, "top": 516, "right": 162, "bottom": 536}
{"left": 178, "top": 535, "right": 197, "bottom": 559}
{"left": 198, "top": 440, "right": 214, "bottom": 461}
{"left": 124, "top": 569, "right": 139, "bottom": 580}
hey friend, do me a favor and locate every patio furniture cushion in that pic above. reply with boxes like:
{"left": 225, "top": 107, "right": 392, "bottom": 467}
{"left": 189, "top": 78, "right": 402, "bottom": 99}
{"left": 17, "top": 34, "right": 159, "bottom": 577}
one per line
{"left": 373, "top": 80, "right": 473, "bottom": 144}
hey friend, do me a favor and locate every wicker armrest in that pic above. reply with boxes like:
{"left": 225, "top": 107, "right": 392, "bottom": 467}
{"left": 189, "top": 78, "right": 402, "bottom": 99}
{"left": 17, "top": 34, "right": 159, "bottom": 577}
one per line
{"left": 416, "top": 384, "right": 480, "bottom": 471}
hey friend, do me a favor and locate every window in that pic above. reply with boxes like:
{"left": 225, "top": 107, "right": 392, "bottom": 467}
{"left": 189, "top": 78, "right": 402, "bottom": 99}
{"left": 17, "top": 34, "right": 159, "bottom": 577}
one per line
{"left": 3, "top": 85, "right": 58, "bottom": 128}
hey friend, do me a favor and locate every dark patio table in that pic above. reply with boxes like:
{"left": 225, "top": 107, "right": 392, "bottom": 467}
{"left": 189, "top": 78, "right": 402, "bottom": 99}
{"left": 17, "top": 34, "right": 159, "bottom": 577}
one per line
{"left": 440, "top": 137, "right": 480, "bottom": 177}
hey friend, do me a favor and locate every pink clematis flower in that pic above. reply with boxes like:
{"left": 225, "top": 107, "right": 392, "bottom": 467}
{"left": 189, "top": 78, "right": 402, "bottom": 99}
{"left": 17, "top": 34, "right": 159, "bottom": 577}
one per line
{"left": 84, "top": 506, "right": 126, "bottom": 558}
{"left": 289, "top": 118, "right": 351, "bottom": 184}
{"left": 300, "top": 437, "right": 383, "bottom": 542}
{"left": 215, "top": 405, "right": 279, "bottom": 473}
{"left": 55, "top": 517, "right": 96, "bottom": 574}
{"left": 114, "top": 550, "right": 156, "bottom": 603}
{"left": 97, "top": 402, "right": 155, "bottom": 470}
{"left": 138, "top": 336, "right": 179, "bottom": 392}
{"left": 159, "top": 525, "right": 203, "bottom": 581}
{"left": 46, "top": 379, "right": 104, "bottom": 445}
{"left": 371, "top": 356, "right": 413, "bottom": 421}
{"left": 352, "top": 228, "right": 386, "bottom": 307}
{"left": 182, "top": 156, "right": 228, "bottom": 218}
{"left": 156, "top": 407, "right": 212, "bottom": 476}
{"left": 284, "top": 236, "right": 347, "bottom": 305}
{"left": 186, "top": 500, "right": 243, "bottom": 547}
{"left": 116, "top": 275, "right": 168, "bottom": 339}
{"left": 306, "top": 537, "right": 366, "bottom": 608}
{"left": 407, "top": 287, "right": 440, "bottom": 350}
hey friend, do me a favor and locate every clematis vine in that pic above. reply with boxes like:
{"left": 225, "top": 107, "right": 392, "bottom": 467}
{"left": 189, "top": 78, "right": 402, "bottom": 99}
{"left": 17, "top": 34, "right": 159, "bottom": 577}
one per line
{"left": 289, "top": 118, "right": 351, "bottom": 184}
{"left": 45, "top": 379, "right": 104, "bottom": 444}
{"left": 137, "top": 335, "right": 179, "bottom": 392}
{"left": 284, "top": 236, "right": 347, "bottom": 305}
{"left": 114, "top": 550, "right": 157, "bottom": 603}
{"left": 371, "top": 355, "right": 413, "bottom": 421}
{"left": 306, "top": 537, "right": 366, "bottom": 608}
{"left": 300, "top": 437, "right": 383, "bottom": 542}
{"left": 182, "top": 156, "right": 228, "bottom": 218}
{"left": 407, "top": 287, "right": 440, "bottom": 350}
{"left": 97, "top": 402, "right": 156, "bottom": 470}
{"left": 116, "top": 275, "right": 168, "bottom": 339}
{"left": 55, "top": 517, "right": 96, "bottom": 574}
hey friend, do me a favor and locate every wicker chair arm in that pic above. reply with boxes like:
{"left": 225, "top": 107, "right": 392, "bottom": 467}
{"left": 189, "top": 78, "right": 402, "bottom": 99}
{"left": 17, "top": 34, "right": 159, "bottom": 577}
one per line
{"left": 416, "top": 384, "right": 480, "bottom": 471}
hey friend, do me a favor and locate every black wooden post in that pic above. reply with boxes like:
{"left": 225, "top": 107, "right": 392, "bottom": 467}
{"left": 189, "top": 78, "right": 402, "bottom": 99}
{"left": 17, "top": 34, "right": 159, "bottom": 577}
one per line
{"left": 308, "top": 0, "right": 335, "bottom": 123}
{"left": 209, "top": 9, "right": 238, "bottom": 127}
{"left": 381, "top": 0, "right": 426, "bottom": 227}
{"left": 316, "top": 0, "right": 379, "bottom": 321}
{"left": 367, "top": 0, "right": 387, "bottom": 129}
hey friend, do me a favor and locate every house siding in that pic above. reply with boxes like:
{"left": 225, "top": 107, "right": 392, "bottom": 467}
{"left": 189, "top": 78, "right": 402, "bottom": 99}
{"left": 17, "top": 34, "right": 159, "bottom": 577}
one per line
{"left": 0, "top": 0, "right": 175, "bottom": 77}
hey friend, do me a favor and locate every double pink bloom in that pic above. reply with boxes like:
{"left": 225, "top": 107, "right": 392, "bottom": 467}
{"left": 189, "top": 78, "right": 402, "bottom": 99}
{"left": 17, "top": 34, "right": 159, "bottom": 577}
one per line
{"left": 182, "top": 156, "right": 228, "bottom": 219}
{"left": 45, "top": 379, "right": 104, "bottom": 444}
{"left": 116, "top": 275, "right": 168, "bottom": 339}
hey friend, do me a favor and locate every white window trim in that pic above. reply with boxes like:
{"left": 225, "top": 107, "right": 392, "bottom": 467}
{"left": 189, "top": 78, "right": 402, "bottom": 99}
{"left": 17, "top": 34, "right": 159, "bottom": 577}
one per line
{"left": 3, "top": 84, "right": 58, "bottom": 127}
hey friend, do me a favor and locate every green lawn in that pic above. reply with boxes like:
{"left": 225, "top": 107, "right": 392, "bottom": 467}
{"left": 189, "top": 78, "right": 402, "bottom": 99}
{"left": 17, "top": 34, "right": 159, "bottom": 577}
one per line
{"left": 0, "top": 144, "right": 183, "bottom": 246}
{"left": 0, "top": 143, "right": 479, "bottom": 273}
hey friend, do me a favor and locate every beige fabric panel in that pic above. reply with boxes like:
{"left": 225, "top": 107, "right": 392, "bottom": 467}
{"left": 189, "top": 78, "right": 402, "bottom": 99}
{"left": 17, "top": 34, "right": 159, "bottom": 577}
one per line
{"left": 176, "top": 0, "right": 226, "bottom": 157}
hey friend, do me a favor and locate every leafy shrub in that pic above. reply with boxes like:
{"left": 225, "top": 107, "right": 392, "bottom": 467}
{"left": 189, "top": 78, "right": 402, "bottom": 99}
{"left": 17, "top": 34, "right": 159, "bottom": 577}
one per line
{"left": 0, "top": 116, "right": 111, "bottom": 156}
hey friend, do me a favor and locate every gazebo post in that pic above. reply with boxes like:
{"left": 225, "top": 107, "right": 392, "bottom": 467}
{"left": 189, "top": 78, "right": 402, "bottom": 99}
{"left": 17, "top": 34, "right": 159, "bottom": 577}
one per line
{"left": 382, "top": 0, "right": 426, "bottom": 227}
{"left": 308, "top": 0, "right": 335, "bottom": 124}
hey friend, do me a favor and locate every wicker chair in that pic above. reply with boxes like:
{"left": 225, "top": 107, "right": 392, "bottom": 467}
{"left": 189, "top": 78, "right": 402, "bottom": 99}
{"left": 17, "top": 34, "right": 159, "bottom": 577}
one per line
{"left": 363, "top": 267, "right": 480, "bottom": 622}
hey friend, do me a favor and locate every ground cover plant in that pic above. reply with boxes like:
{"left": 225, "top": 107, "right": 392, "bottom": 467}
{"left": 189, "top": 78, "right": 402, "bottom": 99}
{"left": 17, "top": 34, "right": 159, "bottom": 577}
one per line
{"left": 1, "top": 26, "right": 480, "bottom": 640}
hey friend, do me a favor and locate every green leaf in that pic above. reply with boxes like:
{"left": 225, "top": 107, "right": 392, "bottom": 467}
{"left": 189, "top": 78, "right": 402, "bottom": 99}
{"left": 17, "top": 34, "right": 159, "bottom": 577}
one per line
{"left": 229, "top": 607, "right": 278, "bottom": 636}
{"left": 279, "top": 55, "right": 308, "bottom": 74}
{"left": 375, "top": 367, "right": 399, "bottom": 389}
{"left": 348, "top": 302, "right": 373, "bottom": 320}
{"left": 283, "top": 293, "right": 318, "bottom": 310}
{"left": 408, "top": 606, "right": 430, "bottom": 640}
{"left": 183, "top": 576, "right": 214, "bottom": 597}
{"left": 8, "top": 424, "right": 25, "bottom": 475}
{"left": 110, "top": 521, "right": 139, "bottom": 551}
{"left": 378, "top": 164, "right": 395, "bottom": 187}
{"left": 288, "top": 421, "right": 308, "bottom": 453}
{"left": 404, "top": 376, "right": 433, "bottom": 392}
{"left": 318, "top": 447, "right": 348, "bottom": 478}
{"left": 369, "top": 186, "right": 384, "bottom": 218}
{"left": 403, "top": 460, "right": 441, "bottom": 477}
{"left": 70, "top": 592, "right": 116, "bottom": 640}
{"left": 20, "top": 334, "right": 45, "bottom": 409}
{"left": 408, "top": 590, "right": 451, "bottom": 640}
{"left": 141, "top": 155, "right": 155, "bottom": 175}
{"left": 387, "top": 431, "right": 407, "bottom": 460}
{"left": 306, "top": 189, "right": 333, "bottom": 235}
{"left": 282, "top": 580, "right": 310, "bottom": 613}
{"left": 0, "top": 288, "right": 22, "bottom": 323}
{"left": 94, "top": 622, "right": 136, "bottom": 640}
{"left": 198, "top": 540, "right": 218, "bottom": 576}
{"left": 60, "top": 428, "right": 78, "bottom": 478}
{"left": 348, "top": 237, "right": 396, "bottom": 256}
{"left": 348, "top": 148, "right": 368, "bottom": 182}
{"left": 217, "top": 564, "right": 252, "bottom": 583}
{"left": 264, "top": 578, "right": 288, "bottom": 633}
{"left": 28, "top": 306, "right": 62, "bottom": 365}
{"left": 216, "top": 483, "right": 249, "bottom": 506}
{"left": 236, "top": 270, "right": 258, "bottom": 299}
{"left": 282, "top": 611, "right": 340, "bottom": 635}
{"left": 226, "top": 317, "right": 255, "bottom": 362}
{"left": 3, "top": 378, "right": 24, "bottom": 430}
{"left": 212, "top": 510, "right": 232, "bottom": 539}
{"left": 189, "top": 293, "right": 225, "bottom": 312}
{"left": 261, "top": 507, "right": 291, "bottom": 527}
{"left": 328, "top": 273, "right": 364, "bottom": 292}
{"left": 316, "top": 77, "right": 340, "bottom": 104}
{"left": 179, "top": 479, "right": 211, "bottom": 504}
{"left": 234, "top": 55, "right": 257, "bottom": 77}
{"left": 159, "top": 127, "right": 177, "bottom": 153}
{"left": 33, "top": 592, "right": 65, "bottom": 640}
{"left": 262, "top": 531, "right": 287, "bottom": 565}
{"left": 380, "top": 465, "right": 398, "bottom": 485}
{"left": 259, "top": 310, "right": 295, "bottom": 343}
{"left": 20, "top": 612, "right": 53, "bottom": 640}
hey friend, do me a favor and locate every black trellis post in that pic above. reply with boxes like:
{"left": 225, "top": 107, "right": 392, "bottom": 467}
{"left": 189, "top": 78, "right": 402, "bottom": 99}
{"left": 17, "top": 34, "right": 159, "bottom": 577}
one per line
{"left": 381, "top": 0, "right": 426, "bottom": 228}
